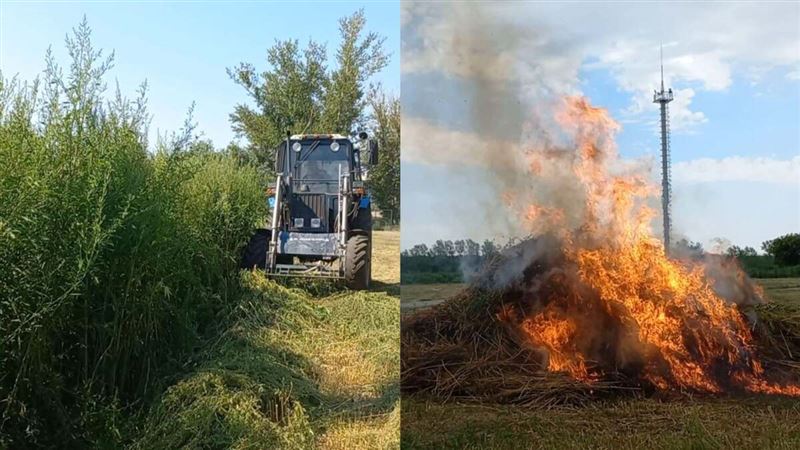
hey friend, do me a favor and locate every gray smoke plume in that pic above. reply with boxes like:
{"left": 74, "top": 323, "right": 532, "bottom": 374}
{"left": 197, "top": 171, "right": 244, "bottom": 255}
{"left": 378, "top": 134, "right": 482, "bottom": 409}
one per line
{"left": 402, "top": 2, "right": 593, "bottom": 246}
{"left": 403, "top": 2, "right": 764, "bottom": 308}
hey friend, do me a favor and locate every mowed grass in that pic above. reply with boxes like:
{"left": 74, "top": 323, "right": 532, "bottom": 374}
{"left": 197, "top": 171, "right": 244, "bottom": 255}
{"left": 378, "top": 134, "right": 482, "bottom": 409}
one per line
{"left": 401, "top": 278, "right": 800, "bottom": 449}
{"left": 137, "top": 231, "right": 400, "bottom": 449}
{"left": 758, "top": 278, "right": 800, "bottom": 305}
{"left": 314, "top": 231, "right": 400, "bottom": 449}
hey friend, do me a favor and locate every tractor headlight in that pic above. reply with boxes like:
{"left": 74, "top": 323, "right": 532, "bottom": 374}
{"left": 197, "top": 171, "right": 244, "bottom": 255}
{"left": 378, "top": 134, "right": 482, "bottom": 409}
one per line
{"left": 330, "top": 141, "right": 340, "bottom": 152}
{"left": 292, "top": 142, "right": 302, "bottom": 152}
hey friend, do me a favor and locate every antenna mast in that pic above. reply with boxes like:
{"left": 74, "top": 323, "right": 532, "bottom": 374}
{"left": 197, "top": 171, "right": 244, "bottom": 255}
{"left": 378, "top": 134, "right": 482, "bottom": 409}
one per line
{"left": 653, "top": 45, "right": 674, "bottom": 254}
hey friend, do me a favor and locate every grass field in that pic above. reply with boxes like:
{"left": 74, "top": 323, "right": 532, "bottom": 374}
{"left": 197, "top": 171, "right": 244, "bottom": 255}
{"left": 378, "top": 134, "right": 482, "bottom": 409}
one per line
{"left": 401, "top": 278, "right": 800, "bottom": 449}
{"left": 136, "top": 231, "right": 400, "bottom": 449}
{"left": 758, "top": 278, "right": 800, "bottom": 304}
{"left": 400, "top": 283, "right": 464, "bottom": 313}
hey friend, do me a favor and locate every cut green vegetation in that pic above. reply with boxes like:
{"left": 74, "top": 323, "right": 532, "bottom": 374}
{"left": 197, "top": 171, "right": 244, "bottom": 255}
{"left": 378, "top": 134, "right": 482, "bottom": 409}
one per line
{"left": 135, "top": 231, "right": 399, "bottom": 449}
{"left": 135, "top": 251, "right": 400, "bottom": 449}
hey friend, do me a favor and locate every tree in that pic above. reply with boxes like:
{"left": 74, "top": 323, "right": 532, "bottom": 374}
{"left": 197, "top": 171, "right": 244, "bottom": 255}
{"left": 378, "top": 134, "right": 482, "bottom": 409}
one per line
{"left": 406, "top": 244, "right": 430, "bottom": 257}
{"left": 444, "top": 240, "right": 456, "bottom": 257}
{"left": 228, "top": 39, "right": 327, "bottom": 171}
{"left": 673, "top": 238, "right": 703, "bottom": 254}
{"left": 228, "top": 9, "right": 387, "bottom": 174}
{"left": 762, "top": 233, "right": 800, "bottom": 266}
{"left": 726, "top": 245, "right": 757, "bottom": 258}
{"left": 481, "top": 240, "right": 499, "bottom": 258}
{"left": 367, "top": 87, "right": 400, "bottom": 223}
{"left": 465, "top": 239, "right": 481, "bottom": 257}
{"left": 454, "top": 239, "right": 466, "bottom": 256}
{"left": 432, "top": 240, "right": 447, "bottom": 257}
{"left": 321, "top": 10, "right": 388, "bottom": 134}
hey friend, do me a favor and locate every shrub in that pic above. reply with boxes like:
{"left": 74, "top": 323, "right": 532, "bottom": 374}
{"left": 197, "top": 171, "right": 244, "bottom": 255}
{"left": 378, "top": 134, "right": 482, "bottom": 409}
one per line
{"left": 0, "top": 21, "right": 265, "bottom": 446}
{"left": 762, "top": 233, "right": 800, "bottom": 267}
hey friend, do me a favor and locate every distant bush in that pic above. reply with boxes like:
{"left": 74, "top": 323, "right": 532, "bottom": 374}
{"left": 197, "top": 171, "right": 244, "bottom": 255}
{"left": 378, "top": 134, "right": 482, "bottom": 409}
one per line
{"left": 762, "top": 233, "right": 800, "bottom": 267}
{"left": 0, "top": 21, "right": 264, "bottom": 447}
{"left": 734, "top": 254, "right": 800, "bottom": 279}
{"left": 401, "top": 255, "right": 482, "bottom": 284}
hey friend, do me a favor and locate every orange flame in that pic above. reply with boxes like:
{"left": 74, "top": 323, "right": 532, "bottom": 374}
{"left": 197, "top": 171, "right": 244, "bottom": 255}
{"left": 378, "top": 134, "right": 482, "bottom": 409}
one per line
{"left": 503, "top": 96, "right": 799, "bottom": 395}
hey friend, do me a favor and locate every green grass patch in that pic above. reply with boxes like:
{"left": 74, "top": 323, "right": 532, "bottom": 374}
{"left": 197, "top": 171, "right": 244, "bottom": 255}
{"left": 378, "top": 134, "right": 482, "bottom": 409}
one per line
{"left": 402, "top": 397, "right": 800, "bottom": 450}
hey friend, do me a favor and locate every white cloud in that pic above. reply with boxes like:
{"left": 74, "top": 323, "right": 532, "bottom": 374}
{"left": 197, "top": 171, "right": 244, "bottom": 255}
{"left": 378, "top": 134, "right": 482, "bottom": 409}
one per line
{"left": 669, "top": 88, "right": 707, "bottom": 131}
{"left": 405, "top": 113, "right": 800, "bottom": 189}
{"left": 673, "top": 156, "right": 800, "bottom": 184}
{"left": 402, "top": 2, "right": 800, "bottom": 133}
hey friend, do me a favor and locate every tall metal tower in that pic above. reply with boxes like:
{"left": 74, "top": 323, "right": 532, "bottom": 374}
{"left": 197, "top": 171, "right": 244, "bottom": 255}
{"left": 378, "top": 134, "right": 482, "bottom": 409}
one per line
{"left": 653, "top": 46, "right": 674, "bottom": 253}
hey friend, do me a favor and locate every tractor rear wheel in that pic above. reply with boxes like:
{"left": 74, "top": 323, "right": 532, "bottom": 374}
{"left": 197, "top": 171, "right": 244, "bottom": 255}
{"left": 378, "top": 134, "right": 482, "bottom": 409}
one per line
{"left": 344, "top": 233, "right": 371, "bottom": 290}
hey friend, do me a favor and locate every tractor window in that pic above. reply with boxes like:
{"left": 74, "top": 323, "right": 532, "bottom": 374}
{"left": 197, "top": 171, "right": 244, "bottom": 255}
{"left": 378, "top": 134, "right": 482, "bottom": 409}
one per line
{"left": 293, "top": 141, "right": 351, "bottom": 181}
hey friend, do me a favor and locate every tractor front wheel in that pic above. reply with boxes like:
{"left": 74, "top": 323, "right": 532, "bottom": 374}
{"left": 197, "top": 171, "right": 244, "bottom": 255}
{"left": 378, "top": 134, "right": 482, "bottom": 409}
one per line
{"left": 344, "top": 233, "right": 371, "bottom": 290}
{"left": 241, "top": 229, "right": 291, "bottom": 270}
{"left": 241, "top": 229, "right": 269, "bottom": 269}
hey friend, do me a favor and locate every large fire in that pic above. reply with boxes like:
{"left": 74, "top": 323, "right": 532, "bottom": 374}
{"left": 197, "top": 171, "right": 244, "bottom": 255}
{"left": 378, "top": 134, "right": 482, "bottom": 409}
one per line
{"left": 498, "top": 96, "right": 799, "bottom": 395}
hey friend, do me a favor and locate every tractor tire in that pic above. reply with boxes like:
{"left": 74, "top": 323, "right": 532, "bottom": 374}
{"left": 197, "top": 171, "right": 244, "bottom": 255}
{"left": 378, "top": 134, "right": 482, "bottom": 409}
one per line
{"left": 351, "top": 204, "right": 372, "bottom": 233}
{"left": 345, "top": 233, "right": 371, "bottom": 290}
{"left": 241, "top": 229, "right": 269, "bottom": 269}
{"left": 241, "top": 229, "right": 292, "bottom": 269}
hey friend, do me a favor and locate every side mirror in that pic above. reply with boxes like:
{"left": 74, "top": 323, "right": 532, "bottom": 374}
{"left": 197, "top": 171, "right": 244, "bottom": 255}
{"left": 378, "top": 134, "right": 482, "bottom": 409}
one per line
{"left": 274, "top": 144, "right": 285, "bottom": 173}
{"left": 369, "top": 140, "right": 379, "bottom": 165}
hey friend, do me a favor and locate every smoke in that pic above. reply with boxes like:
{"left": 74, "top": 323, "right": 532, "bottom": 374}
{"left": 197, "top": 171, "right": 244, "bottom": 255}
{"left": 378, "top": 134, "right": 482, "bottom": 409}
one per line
{"left": 403, "top": 4, "right": 651, "bottom": 286}
{"left": 403, "top": 3, "right": 768, "bottom": 307}
{"left": 702, "top": 255, "right": 764, "bottom": 307}
{"left": 402, "top": 3, "right": 576, "bottom": 241}
{"left": 402, "top": 3, "right": 596, "bottom": 250}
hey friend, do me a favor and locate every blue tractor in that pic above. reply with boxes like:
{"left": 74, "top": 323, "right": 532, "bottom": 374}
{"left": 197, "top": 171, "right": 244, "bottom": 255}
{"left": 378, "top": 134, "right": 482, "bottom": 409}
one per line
{"left": 241, "top": 132, "right": 378, "bottom": 289}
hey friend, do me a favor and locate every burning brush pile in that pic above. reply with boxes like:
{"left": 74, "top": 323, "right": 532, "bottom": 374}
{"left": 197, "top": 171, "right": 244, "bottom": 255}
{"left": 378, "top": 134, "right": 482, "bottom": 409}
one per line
{"left": 402, "top": 97, "right": 800, "bottom": 406}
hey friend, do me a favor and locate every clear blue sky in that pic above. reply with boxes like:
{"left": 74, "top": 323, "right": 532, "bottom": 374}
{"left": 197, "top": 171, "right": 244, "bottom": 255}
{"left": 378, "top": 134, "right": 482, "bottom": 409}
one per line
{"left": 0, "top": 1, "right": 400, "bottom": 147}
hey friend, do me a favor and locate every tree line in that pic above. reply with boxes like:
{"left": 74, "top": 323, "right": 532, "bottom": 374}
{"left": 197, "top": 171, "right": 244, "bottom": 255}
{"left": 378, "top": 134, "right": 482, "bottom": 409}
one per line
{"left": 401, "top": 238, "right": 515, "bottom": 284}
{"left": 402, "top": 233, "right": 800, "bottom": 284}
{"left": 402, "top": 238, "right": 513, "bottom": 258}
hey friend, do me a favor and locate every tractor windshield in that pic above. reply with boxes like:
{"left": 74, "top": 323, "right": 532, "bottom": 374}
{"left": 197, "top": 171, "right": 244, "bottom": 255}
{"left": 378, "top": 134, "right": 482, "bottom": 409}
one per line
{"left": 292, "top": 140, "right": 351, "bottom": 181}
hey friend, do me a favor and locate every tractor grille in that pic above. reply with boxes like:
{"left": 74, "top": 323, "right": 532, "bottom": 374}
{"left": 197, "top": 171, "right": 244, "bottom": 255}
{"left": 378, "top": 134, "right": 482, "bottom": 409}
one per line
{"left": 290, "top": 193, "right": 330, "bottom": 232}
